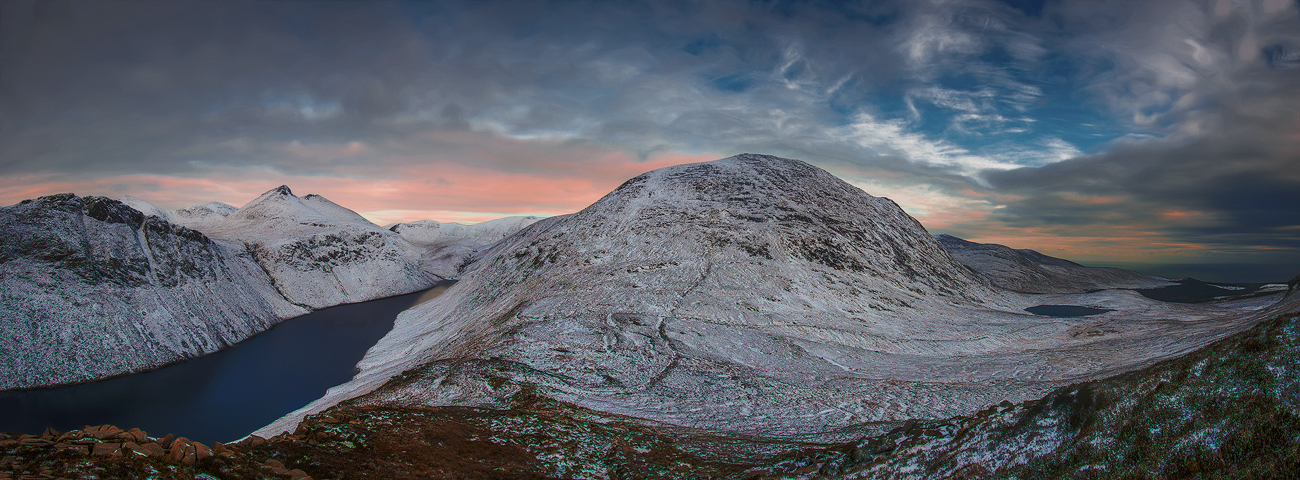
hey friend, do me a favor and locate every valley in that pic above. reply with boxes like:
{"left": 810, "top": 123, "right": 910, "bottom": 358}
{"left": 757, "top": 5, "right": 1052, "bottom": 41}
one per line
{"left": 2, "top": 154, "right": 1295, "bottom": 479}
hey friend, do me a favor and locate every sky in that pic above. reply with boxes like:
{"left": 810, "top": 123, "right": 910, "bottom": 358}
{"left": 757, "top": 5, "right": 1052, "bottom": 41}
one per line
{"left": 2, "top": 0, "right": 1299, "bottom": 280}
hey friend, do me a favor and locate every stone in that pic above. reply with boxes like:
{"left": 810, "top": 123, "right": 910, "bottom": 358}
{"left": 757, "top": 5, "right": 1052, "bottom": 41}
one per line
{"left": 212, "top": 441, "right": 232, "bottom": 457}
{"left": 92, "top": 426, "right": 122, "bottom": 440}
{"left": 158, "top": 433, "right": 174, "bottom": 447}
{"left": 286, "top": 469, "right": 311, "bottom": 479}
{"left": 263, "top": 459, "right": 290, "bottom": 475}
{"left": 40, "top": 427, "right": 59, "bottom": 439}
{"left": 122, "top": 442, "right": 160, "bottom": 457}
{"left": 125, "top": 428, "right": 148, "bottom": 443}
{"left": 193, "top": 442, "right": 212, "bottom": 461}
{"left": 90, "top": 443, "right": 120, "bottom": 456}
{"left": 140, "top": 443, "right": 165, "bottom": 457}
{"left": 18, "top": 438, "right": 52, "bottom": 447}
{"left": 247, "top": 435, "right": 266, "bottom": 447}
{"left": 0, "top": 440, "right": 17, "bottom": 448}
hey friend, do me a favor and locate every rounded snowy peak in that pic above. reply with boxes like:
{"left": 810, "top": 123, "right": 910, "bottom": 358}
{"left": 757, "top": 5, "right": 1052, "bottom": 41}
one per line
{"left": 551, "top": 153, "right": 992, "bottom": 299}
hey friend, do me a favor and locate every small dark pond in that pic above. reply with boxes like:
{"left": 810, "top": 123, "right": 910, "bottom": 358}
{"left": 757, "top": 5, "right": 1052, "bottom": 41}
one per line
{"left": 1025, "top": 305, "right": 1114, "bottom": 317}
{"left": 0, "top": 282, "right": 452, "bottom": 444}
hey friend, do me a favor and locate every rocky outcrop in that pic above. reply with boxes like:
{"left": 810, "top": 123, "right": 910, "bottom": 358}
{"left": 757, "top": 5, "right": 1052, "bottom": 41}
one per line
{"left": 199, "top": 186, "right": 435, "bottom": 310}
{"left": 0, "top": 424, "right": 318, "bottom": 479}
{"left": 260, "top": 154, "right": 1273, "bottom": 442}
{"left": 389, "top": 216, "right": 541, "bottom": 280}
{"left": 935, "top": 234, "right": 1171, "bottom": 294}
{"left": 0, "top": 194, "right": 305, "bottom": 390}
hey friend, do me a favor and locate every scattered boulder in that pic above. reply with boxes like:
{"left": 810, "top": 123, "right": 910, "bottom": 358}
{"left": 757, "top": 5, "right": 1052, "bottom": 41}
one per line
{"left": 90, "top": 442, "right": 120, "bottom": 457}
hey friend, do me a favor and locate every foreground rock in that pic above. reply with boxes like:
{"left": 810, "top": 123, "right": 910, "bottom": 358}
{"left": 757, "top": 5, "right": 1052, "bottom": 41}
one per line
{"left": 936, "top": 234, "right": 1171, "bottom": 294}
{"left": 260, "top": 154, "right": 1274, "bottom": 442}
{"left": 0, "top": 195, "right": 304, "bottom": 390}
{"left": 0, "top": 424, "right": 319, "bottom": 480}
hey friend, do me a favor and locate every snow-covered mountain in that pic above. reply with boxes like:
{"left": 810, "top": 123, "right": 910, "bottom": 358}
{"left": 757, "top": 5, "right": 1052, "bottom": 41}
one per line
{"left": 389, "top": 216, "right": 541, "bottom": 279}
{"left": 935, "top": 234, "right": 1171, "bottom": 294}
{"left": 1, "top": 186, "right": 518, "bottom": 389}
{"left": 199, "top": 186, "right": 435, "bottom": 310}
{"left": 170, "top": 201, "right": 238, "bottom": 232}
{"left": 0, "top": 194, "right": 304, "bottom": 390}
{"left": 259, "top": 154, "right": 1270, "bottom": 441}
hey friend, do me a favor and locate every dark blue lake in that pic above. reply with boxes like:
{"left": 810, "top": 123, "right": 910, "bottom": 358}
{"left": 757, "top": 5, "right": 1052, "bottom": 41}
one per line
{"left": 0, "top": 282, "right": 451, "bottom": 444}
{"left": 1025, "top": 305, "right": 1113, "bottom": 317}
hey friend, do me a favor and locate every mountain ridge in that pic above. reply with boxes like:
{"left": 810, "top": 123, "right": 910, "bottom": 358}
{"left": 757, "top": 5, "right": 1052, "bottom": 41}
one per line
{"left": 258, "top": 154, "right": 1274, "bottom": 442}
{"left": 0, "top": 187, "right": 537, "bottom": 390}
{"left": 935, "top": 233, "right": 1171, "bottom": 294}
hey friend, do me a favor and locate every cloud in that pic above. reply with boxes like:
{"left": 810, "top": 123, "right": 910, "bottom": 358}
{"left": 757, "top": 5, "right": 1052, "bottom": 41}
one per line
{"left": 1, "top": 0, "right": 1297, "bottom": 268}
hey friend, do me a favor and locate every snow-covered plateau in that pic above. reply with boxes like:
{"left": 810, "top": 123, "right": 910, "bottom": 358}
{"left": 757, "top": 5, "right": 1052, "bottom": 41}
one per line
{"left": 0, "top": 186, "right": 536, "bottom": 390}
{"left": 258, "top": 154, "right": 1281, "bottom": 442}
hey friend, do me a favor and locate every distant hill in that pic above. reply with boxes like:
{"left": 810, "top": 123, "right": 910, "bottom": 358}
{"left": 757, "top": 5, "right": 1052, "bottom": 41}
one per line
{"left": 935, "top": 234, "right": 1171, "bottom": 294}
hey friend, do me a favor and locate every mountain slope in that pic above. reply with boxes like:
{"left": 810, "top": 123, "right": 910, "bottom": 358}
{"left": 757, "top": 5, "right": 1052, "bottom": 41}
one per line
{"left": 935, "top": 234, "right": 1171, "bottom": 294}
{"left": 0, "top": 194, "right": 305, "bottom": 389}
{"left": 259, "top": 154, "right": 1271, "bottom": 442}
{"left": 201, "top": 186, "right": 435, "bottom": 309}
{"left": 389, "top": 216, "right": 541, "bottom": 280}
{"left": 757, "top": 275, "right": 1300, "bottom": 479}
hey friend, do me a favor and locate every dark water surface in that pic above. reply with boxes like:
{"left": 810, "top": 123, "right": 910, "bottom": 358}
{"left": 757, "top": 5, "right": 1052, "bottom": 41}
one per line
{"left": 0, "top": 282, "right": 452, "bottom": 444}
{"left": 1137, "top": 278, "right": 1270, "bottom": 304}
{"left": 1025, "top": 305, "right": 1114, "bottom": 317}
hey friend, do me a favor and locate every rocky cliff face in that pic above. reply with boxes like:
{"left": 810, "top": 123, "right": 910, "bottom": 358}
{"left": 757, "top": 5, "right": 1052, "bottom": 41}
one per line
{"left": 0, "top": 194, "right": 305, "bottom": 390}
{"left": 260, "top": 154, "right": 1274, "bottom": 442}
{"left": 935, "top": 234, "right": 1171, "bottom": 294}
{"left": 200, "top": 186, "right": 435, "bottom": 310}
{"left": 389, "top": 216, "right": 541, "bottom": 280}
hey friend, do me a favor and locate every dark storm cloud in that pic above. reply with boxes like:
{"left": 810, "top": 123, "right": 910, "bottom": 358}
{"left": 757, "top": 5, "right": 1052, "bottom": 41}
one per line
{"left": 981, "top": 0, "right": 1300, "bottom": 260}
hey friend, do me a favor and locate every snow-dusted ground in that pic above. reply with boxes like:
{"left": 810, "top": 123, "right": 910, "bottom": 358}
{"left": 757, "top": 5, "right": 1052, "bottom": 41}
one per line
{"left": 389, "top": 216, "right": 541, "bottom": 280}
{"left": 936, "top": 234, "right": 1172, "bottom": 293}
{"left": 257, "top": 154, "right": 1278, "bottom": 441}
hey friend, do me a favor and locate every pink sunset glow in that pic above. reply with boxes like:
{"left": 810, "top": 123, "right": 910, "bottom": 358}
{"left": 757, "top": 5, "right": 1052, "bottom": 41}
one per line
{"left": 0, "top": 151, "right": 718, "bottom": 226}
